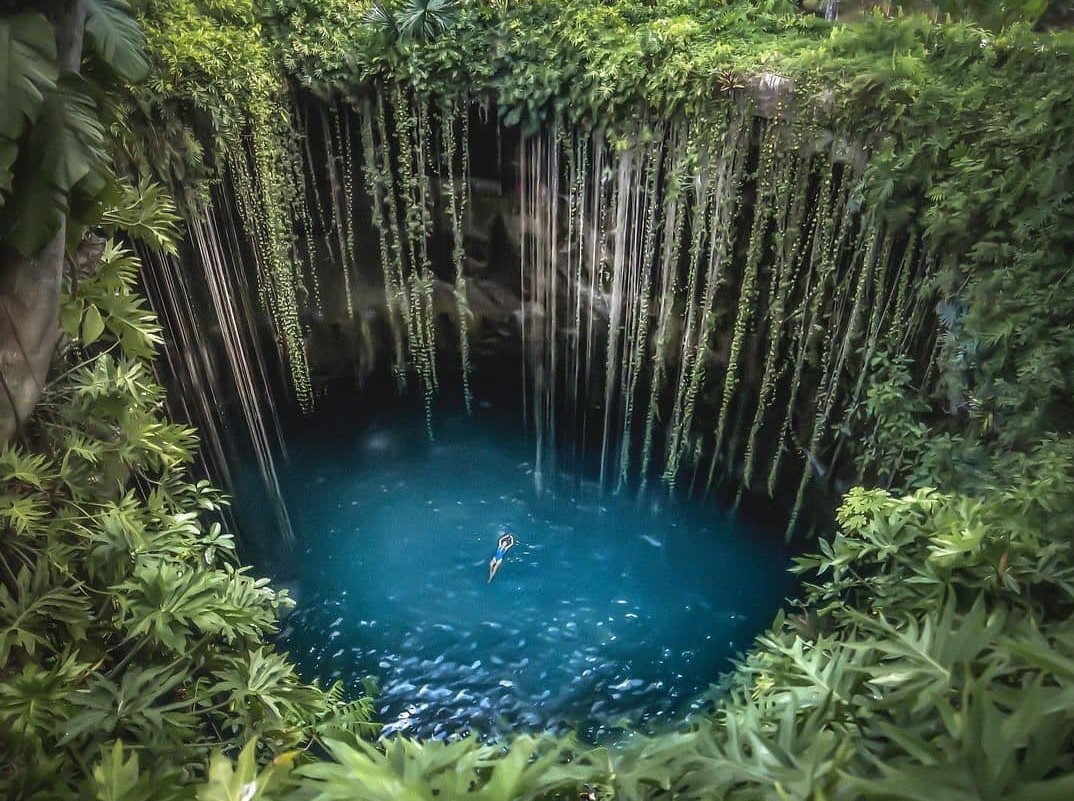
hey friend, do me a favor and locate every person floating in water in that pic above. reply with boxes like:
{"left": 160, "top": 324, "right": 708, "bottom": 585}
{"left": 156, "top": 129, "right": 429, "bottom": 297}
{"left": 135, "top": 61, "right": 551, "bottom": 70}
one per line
{"left": 488, "top": 533, "right": 516, "bottom": 583}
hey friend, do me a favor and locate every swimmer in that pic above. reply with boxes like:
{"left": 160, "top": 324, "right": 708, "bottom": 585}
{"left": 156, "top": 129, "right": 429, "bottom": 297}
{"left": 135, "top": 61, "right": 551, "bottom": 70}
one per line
{"left": 488, "top": 533, "right": 516, "bottom": 583}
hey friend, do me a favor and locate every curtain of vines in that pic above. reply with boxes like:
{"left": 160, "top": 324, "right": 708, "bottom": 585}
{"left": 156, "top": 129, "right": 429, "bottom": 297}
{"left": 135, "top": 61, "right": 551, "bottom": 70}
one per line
{"left": 511, "top": 105, "right": 939, "bottom": 530}
{"left": 305, "top": 87, "right": 476, "bottom": 436}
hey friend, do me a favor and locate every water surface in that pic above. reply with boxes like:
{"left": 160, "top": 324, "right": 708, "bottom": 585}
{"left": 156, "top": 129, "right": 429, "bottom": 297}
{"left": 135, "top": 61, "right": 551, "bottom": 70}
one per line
{"left": 259, "top": 407, "right": 796, "bottom": 741}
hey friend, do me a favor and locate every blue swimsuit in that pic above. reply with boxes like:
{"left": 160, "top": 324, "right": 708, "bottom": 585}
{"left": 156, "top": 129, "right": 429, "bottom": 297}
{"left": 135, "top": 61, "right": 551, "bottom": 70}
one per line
{"left": 494, "top": 546, "right": 507, "bottom": 560}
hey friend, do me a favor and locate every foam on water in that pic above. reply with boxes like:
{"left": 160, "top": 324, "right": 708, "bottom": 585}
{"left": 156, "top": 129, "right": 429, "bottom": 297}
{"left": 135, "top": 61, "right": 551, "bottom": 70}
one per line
{"left": 257, "top": 408, "right": 796, "bottom": 741}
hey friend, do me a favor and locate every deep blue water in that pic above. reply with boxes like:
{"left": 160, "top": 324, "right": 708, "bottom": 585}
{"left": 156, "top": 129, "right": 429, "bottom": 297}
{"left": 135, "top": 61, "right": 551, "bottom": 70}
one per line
{"left": 254, "top": 406, "right": 796, "bottom": 741}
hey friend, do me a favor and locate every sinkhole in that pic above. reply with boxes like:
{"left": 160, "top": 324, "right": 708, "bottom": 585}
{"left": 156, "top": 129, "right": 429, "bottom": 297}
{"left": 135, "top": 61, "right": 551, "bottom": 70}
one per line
{"left": 246, "top": 395, "right": 797, "bottom": 742}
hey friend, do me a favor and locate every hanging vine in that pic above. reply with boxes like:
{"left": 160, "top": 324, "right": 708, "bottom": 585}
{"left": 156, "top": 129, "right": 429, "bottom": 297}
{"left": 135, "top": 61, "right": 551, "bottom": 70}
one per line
{"left": 666, "top": 109, "right": 752, "bottom": 491}
{"left": 738, "top": 128, "right": 811, "bottom": 502}
{"left": 708, "top": 114, "right": 782, "bottom": 486}
{"left": 441, "top": 99, "right": 474, "bottom": 413}
{"left": 325, "top": 104, "right": 355, "bottom": 322}
{"left": 786, "top": 179, "right": 875, "bottom": 535}
{"left": 662, "top": 131, "right": 716, "bottom": 490}
{"left": 616, "top": 131, "right": 664, "bottom": 491}
{"left": 640, "top": 130, "right": 689, "bottom": 490}
{"left": 766, "top": 152, "right": 837, "bottom": 498}
{"left": 227, "top": 106, "right": 313, "bottom": 410}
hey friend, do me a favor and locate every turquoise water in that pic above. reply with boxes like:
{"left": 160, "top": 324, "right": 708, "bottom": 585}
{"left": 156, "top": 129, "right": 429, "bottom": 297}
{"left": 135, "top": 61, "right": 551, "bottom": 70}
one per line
{"left": 259, "top": 406, "right": 796, "bottom": 741}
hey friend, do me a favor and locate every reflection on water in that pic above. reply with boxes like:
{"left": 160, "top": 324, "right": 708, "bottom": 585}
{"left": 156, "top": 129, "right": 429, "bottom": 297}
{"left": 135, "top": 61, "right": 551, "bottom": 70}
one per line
{"left": 256, "top": 408, "right": 796, "bottom": 741}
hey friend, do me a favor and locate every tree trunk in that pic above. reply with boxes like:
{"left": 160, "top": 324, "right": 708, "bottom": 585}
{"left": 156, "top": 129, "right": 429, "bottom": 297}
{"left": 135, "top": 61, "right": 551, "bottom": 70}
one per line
{"left": 0, "top": 1, "right": 84, "bottom": 443}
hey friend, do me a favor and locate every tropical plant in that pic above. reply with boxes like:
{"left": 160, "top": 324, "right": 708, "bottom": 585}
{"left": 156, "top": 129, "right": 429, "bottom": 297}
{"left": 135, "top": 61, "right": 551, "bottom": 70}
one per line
{"left": 0, "top": 187, "right": 376, "bottom": 801}
{"left": 364, "top": 0, "right": 461, "bottom": 43}
{"left": 0, "top": 0, "right": 148, "bottom": 442}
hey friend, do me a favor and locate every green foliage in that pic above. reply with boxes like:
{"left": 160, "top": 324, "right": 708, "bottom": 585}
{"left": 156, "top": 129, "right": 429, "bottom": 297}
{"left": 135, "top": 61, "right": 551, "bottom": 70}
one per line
{"left": 3, "top": 73, "right": 109, "bottom": 255}
{"left": 0, "top": 2, "right": 148, "bottom": 256}
{"left": 132, "top": 0, "right": 315, "bottom": 407}
{"left": 0, "top": 192, "right": 375, "bottom": 801}
{"left": 181, "top": 470, "right": 1074, "bottom": 797}
{"left": 136, "top": 0, "right": 282, "bottom": 143}
{"left": 61, "top": 239, "right": 163, "bottom": 354}
{"left": 100, "top": 179, "right": 182, "bottom": 254}
{"left": 299, "top": 734, "right": 602, "bottom": 800}
{"left": 704, "top": 484, "right": 1074, "bottom": 800}
{"left": 84, "top": 0, "right": 150, "bottom": 82}
{"left": 934, "top": 0, "right": 1050, "bottom": 29}
{"left": 2, "top": 2, "right": 1067, "bottom": 800}
{"left": 0, "top": 13, "right": 58, "bottom": 204}
{"left": 197, "top": 739, "right": 298, "bottom": 801}
{"left": 265, "top": 2, "right": 1074, "bottom": 486}
{"left": 366, "top": 0, "right": 462, "bottom": 44}
{"left": 0, "top": 560, "right": 90, "bottom": 662}
{"left": 242, "top": 5, "right": 1074, "bottom": 796}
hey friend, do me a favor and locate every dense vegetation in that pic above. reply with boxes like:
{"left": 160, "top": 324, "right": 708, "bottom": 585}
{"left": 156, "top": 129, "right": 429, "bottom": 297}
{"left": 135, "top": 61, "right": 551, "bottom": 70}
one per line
{"left": 0, "top": 190, "right": 383, "bottom": 799}
{"left": 2, "top": 1, "right": 1074, "bottom": 799}
{"left": 267, "top": 0, "right": 1074, "bottom": 484}
{"left": 137, "top": 0, "right": 1074, "bottom": 502}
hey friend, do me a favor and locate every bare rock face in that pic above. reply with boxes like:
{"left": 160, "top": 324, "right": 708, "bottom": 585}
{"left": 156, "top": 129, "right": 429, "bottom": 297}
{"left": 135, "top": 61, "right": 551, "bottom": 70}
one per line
{"left": 463, "top": 278, "right": 520, "bottom": 327}
{"left": 748, "top": 73, "right": 795, "bottom": 119}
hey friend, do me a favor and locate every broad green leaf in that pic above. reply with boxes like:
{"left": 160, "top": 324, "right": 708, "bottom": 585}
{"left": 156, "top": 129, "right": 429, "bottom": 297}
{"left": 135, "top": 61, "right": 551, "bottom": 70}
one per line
{"left": 1019, "top": 771, "right": 1074, "bottom": 801}
{"left": 0, "top": 138, "right": 15, "bottom": 197}
{"left": 0, "top": 12, "right": 59, "bottom": 207}
{"left": 1, "top": 74, "right": 108, "bottom": 256}
{"left": 83, "top": 0, "right": 149, "bottom": 83}
{"left": 0, "top": 13, "right": 58, "bottom": 141}
{"left": 60, "top": 297, "right": 84, "bottom": 338}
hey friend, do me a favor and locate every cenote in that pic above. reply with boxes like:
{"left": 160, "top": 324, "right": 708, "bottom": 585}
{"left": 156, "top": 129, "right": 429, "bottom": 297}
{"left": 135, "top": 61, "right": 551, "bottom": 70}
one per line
{"left": 250, "top": 398, "right": 797, "bottom": 742}
{"left": 8, "top": 1, "right": 1074, "bottom": 798}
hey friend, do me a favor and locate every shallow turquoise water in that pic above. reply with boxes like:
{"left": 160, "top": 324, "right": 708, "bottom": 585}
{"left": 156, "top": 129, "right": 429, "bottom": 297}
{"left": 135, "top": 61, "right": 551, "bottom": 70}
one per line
{"left": 258, "top": 406, "right": 796, "bottom": 741}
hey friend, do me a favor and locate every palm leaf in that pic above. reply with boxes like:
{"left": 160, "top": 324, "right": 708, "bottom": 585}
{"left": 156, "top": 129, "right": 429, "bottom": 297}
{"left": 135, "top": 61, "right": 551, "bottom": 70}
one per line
{"left": 396, "top": 0, "right": 459, "bottom": 43}
{"left": 363, "top": 2, "right": 400, "bottom": 38}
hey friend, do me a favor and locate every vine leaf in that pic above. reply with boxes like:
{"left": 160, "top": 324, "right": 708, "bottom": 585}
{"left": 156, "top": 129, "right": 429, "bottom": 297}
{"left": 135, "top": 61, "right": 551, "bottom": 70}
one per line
{"left": 92, "top": 741, "right": 142, "bottom": 801}
{"left": 82, "top": 303, "right": 105, "bottom": 345}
